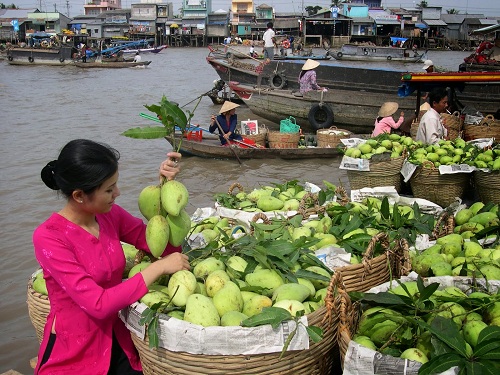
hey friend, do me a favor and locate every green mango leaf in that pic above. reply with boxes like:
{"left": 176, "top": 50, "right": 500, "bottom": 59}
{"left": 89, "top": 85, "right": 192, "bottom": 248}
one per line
{"left": 380, "top": 196, "right": 390, "bottom": 219}
{"left": 121, "top": 126, "right": 170, "bottom": 139}
{"left": 474, "top": 326, "right": 500, "bottom": 358}
{"left": 418, "top": 352, "right": 464, "bottom": 375}
{"left": 478, "top": 359, "right": 500, "bottom": 372}
{"left": 147, "top": 315, "right": 159, "bottom": 349}
{"left": 241, "top": 307, "right": 292, "bottom": 329}
{"left": 305, "top": 325, "right": 323, "bottom": 342}
{"left": 392, "top": 203, "right": 402, "bottom": 228}
{"left": 424, "top": 316, "right": 468, "bottom": 357}
{"left": 353, "top": 291, "right": 408, "bottom": 306}
{"left": 294, "top": 269, "right": 331, "bottom": 282}
{"left": 417, "top": 281, "right": 440, "bottom": 303}
{"left": 465, "top": 361, "right": 500, "bottom": 375}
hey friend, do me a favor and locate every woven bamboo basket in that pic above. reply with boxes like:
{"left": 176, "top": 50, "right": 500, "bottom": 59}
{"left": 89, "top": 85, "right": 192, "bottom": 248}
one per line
{"left": 131, "top": 300, "right": 343, "bottom": 375}
{"left": 463, "top": 115, "right": 500, "bottom": 141}
{"left": 441, "top": 111, "right": 463, "bottom": 140}
{"left": 316, "top": 127, "right": 352, "bottom": 148}
{"left": 430, "top": 210, "right": 456, "bottom": 240}
{"left": 244, "top": 125, "right": 268, "bottom": 147}
{"left": 332, "top": 232, "right": 411, "bottom": 293}
{"left": 474, "top": 170, "right": 500, "bottom": 204}
{"left": 410, "top": 110, "right": 427, "bottom": 140}
{"left": 346, "top": 156, "right": 405, "bottom": 192}
{"left": 409, "top": 164, "right": 470, "bottom": 208}
{"left": 27, "top": 277, "right": 50, "bottom": 343}
{"left": 267, "top": 131, "right": 299, "bottom": 149}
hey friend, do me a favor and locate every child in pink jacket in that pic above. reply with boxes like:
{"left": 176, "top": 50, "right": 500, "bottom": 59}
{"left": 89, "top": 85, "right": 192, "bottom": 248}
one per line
{"left": 33, "top": 139, "right": 190, "bottom": 375}
{"left": 372, "top": 102, "right": 405, "bottom": 137}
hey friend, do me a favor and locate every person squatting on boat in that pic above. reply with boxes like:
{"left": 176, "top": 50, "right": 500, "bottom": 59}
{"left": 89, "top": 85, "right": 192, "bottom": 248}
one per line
{"left": 133, "top": 52, "right": 142, "bottom": 63}
{"left": 209, "top": 101, "right": 243, "bottom": 146}
{"left": 299, "top": 59, "right": 327, "bottom": 94}
{"left": 416, "top": 87, "right": 449, "bottom": 145}
{"left": 372, "top": 102, "right": 405, "bottom": 137}
{"left": 33, "top": 139, "right": 190, "bottom": 375}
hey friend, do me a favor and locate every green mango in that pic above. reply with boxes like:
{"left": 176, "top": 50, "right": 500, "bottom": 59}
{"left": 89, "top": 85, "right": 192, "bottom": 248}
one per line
{"left": 272, "top": 283, "right": 311, "bottom": 303}
{"left": 205, "top": 269, "right": 230, "bottom": 297}
{"left": 213, "top": 281, "right": 244, "bottom": 317}
{"left": 32, "top": 276, "right": 48, "bottom": 295}
{"left": 273, "top": 299, "right": 305, "bottom": 317}
{"left": 256, "top": 196, "right": 284, "bottom": 211}
{"left": 184, "top": 294, "right": 220, "bottom": 327}
{"left": 220, "top": 311, "right": 248, "bottom": 326}
{"left": 193, "top": 257, "right": 226, "bottom": 279}
{"left": 167, "top": 270, "right": 197, "bottom": 307}
{"left": 146, "top": 215, "right": 170, "bottom": 258}
{"left": 166, "top": 209, "right": 191, "bottom": 247}
{"left": 138, "top": 185, "right": 163, "bottom": 221}
{"left": 455, "top": 208, "right": 474, "bottom": 226}
{"left": 161, "top": 180, "right": 189, "bottom": 217}
{"left": 242, "top": 295, "right": 272, "bottom": 317}
{"left": 400, "top": 348, "right": 428, "bottom": 364}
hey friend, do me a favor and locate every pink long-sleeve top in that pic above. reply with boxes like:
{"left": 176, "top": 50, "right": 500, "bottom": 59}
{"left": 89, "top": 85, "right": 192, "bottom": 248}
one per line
{"left": 33, "top": 204, "right": 180, "bottom": 375}
{"left": 371, "top": 115, "right": 404, "bottom": 137}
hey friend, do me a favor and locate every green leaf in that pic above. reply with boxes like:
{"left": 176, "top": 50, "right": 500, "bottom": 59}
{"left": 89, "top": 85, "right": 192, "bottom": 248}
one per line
{"left": 477, "top": 325, "right": 500, "bottom": 346}
{"left": 417, "top": 282, "right": 440, "bottom": 303}
{"left": 427, "top": 316, "right": 468, "bottom": 357}
{"left": 122, "top": 126, "right": 169, "bottom": 139}
{"left": 380, "top": 196, "right": 390, "bottom": 219}
{"left": 147, "top": 315, "right": 159, "bottom": 349}
{"left": 418, "top": 352, "right": 464, "bottom": 375}
{"left": 354, "top": 291, "right": 408, "bottom": 306}
{"left": 241, "top": 307, "right": 292, "bottom": 329}
{"left": 305, "top": 325, "right": 323, "bottom": 342}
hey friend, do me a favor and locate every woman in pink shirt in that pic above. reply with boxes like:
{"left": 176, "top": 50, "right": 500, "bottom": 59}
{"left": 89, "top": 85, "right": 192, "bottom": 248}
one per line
{"left": 372, "top": 102, "right": 405, "bottom": 137}
{"left": 33, "top": 139, "right": 190, "bottom": 374}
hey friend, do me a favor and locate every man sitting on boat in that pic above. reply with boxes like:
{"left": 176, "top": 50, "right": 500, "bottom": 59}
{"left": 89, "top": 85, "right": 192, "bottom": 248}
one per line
{"left": 209, "top": 102, "right": 243, "bottom": 146}
{"left": 133, "top": 52, "right": 142, "bottom": 63}
{"left": 416, "top": 87, "right": 449, "bottom": 145}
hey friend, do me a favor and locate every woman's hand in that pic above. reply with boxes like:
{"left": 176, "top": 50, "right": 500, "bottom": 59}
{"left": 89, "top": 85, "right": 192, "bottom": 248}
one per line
{"left": 160, "top": 152, "right": 181, "bottom": 182}
{"left": 160, "top": 252, "right": 190, "bottom": 274}
{"left": 210, "top": 115, "right": 216, "bottom": 124}
{"left": 400, "top": 111, "right": 404, "bottom": 117}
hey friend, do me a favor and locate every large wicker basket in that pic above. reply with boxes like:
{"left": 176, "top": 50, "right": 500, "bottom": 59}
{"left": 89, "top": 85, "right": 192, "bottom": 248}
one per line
{"left": 474, "top": 170, "right": 500, "bottom": 204}
{"left": 131, "top": 302, "right": 341, "bottom": 375}
{"left": 267, "top": 131, "right": 299, "bottom": 149}
{"left": 463, "top": 115, "right": 500, "bottom": 141}
{"left": 410, "top": 110, "right": 427, "bottom": 140}
{"left": 332, "top": 232, "right": 411, "bottom": 293}
{"left": 441, "top": 111, "right": 463, "bottom": 140}
{"left": 244, "top": 125, "right": 268, "bottom": 147}
{"left": 409, "top": 164, "right": 470, "bottom": 208}
{"left": 346, "top": 156, "right": 405, "bottom": 192}
{"left": 316, "top": 127, "right": 352, "bottom": 148}
{"left": 27, "top": 277, "right": 50, "bottom": 343}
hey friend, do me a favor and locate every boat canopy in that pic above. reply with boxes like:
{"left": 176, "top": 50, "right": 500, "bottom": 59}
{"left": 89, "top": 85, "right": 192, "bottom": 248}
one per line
{"left": 472, "top": 24, "right": 500, "bottom": 35}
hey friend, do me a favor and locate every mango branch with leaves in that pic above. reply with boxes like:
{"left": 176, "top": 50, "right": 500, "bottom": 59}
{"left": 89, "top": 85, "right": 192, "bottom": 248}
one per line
{"left": 122, "top": 95, "right": 201, "bottom": 151}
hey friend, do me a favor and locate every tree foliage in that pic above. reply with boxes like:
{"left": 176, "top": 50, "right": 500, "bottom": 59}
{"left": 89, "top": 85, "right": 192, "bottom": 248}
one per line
{"left": 305, "top": 6, "right": 323, "bottom": 16}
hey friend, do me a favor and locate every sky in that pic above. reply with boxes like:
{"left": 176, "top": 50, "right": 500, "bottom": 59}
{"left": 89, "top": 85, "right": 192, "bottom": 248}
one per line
{"left": 7, "top": 0, "right": 500, "bottom": 18}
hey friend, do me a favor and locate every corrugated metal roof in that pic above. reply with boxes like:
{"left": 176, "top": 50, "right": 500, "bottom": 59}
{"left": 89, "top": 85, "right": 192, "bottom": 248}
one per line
{"left": 375, "top": 19, "right": 401, "bottom": 25}
{"left": 479, "top": 19, "right": 498, "bottom": 25}
{"left": 424, "top": 19, "right": 447, "bottom": 26}
{"left": 352, "top": 17, "right": 373, "bottom": 24}
{"left": 0, "top": 8, "right": 38, "bottom": 19}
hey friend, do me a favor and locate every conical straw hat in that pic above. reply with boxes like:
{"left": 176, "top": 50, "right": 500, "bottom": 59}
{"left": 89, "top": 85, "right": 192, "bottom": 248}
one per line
{"left": 378, "top": 102, "right": 399, "bottom": 117}
{"left": 302, "top": 59, "right": 320, "bottom": 70}
{"left": 219, "top": 101, "right": 240, "bottom": 113}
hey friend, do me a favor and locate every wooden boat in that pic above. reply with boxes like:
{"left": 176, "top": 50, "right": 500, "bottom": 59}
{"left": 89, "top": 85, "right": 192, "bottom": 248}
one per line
{"left": 73, "top": 60, "right": 151, "bottom": 68}
{"left": 6, "top": 33, "right": 88, "bottom": 66}
{"left": 122, "top": 45, "right": 168, "bottom": 54}
{"left": 228, "top": 82, "right": 415, "bottom": 134}
{"left": 398, "top": 71, "right": 500, "bottom": 113}
{"left": 273, "top": 53, "right": 331, "bottom": 61}
{"left": 333, "top": 44, "right": 425, "bottom": 63}
{"left": 165, "top": 135, "right": 342, "bottom": 160}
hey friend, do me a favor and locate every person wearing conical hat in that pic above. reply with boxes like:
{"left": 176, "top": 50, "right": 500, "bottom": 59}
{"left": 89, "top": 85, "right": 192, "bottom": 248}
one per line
{"left": 209, "top": 101, "right": 243, "bottom": 146}
{"left": 298, "top": 59, "right": 326, "bottom": 94}
{"left": 372, "top": 102, "right": 405, "bottom": 137}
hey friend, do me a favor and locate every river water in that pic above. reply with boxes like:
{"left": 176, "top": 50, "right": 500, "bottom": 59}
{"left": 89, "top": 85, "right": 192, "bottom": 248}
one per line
{"left": 0, "top": 47, "right": 470, "bottom": 373}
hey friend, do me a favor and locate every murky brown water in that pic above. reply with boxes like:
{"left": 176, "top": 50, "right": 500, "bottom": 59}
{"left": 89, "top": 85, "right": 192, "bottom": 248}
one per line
{"left": 0, "top": 47, "right": 469, "bottom": 373}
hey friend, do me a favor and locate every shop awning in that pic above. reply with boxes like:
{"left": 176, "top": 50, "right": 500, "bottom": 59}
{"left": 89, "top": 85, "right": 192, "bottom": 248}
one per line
{"left": 415, "top": 23, "right": 427, "bottom": 29}
{"left": 375, "top": 19, "right": 401, "bottom": 25}
{"left": 170, "top": 23, "right": 179, "bottom": 28}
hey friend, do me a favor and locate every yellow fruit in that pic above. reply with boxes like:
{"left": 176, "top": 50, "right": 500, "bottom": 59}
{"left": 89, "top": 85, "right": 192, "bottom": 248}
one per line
{"left": 146, "top": 215, "right": 170, "bottom": 258}
{"left": 205, "top": 269, "right": 230, "bottom": 297}
{"left": 212, "top": 281, "right": 244, "bottom": 317}
{"left": 400, "top": 348, "right": 429, "bottom": 364}
{"left": 245, "top": 269, "right": 284, "bottom": 294}
{"left": 272, "top": 283, "right": 311, "bottom": 303}
{"left": 256, "top": 196, "right": 284, "bottom": 211}
{"left": 193, "top": 257, "right": 225, "bottom": 279}
{"left": 242, "top": 295, "right": 272, "bottom": 317}
{"left": 161, "top": 180, "right": 189, "bottom": 217}
{"left": 220, "top": 311, "right": 248, "bottom": 326}
{"left": 273, "top": 299, "right": 305, "bottom": 317}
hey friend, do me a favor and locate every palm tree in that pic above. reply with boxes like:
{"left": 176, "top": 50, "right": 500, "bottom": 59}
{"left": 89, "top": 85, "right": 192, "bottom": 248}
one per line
{"left": 417, "top": 1, "right": 428, "bottom": 8}
{"left": 447, "top": 9, "right": 459, "bottom": 14}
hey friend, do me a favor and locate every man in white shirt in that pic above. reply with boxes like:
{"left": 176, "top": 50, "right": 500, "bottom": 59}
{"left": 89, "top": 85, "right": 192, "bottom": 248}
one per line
{"left": 263, "top": 22, "right": 276, "bottom": 59}
{"left": 133, "top": 52, "right": 142, "bottom": 63}
{"left": 416, "top": 87, "right": 449, "bottom": 144}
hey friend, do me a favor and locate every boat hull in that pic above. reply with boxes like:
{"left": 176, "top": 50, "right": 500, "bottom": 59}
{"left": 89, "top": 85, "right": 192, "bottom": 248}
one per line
{"left": 6, "top": 46, "right": 75, "bottom": 66}
{"left": 333, "top": 44, "right": 424, "bottom": 63}
{"left": 167, "top": 136, "right": 342, "bottom": 160}
{"left": 122, "top": 45, "right": 167, "bottom": 54}
{"left": 229, "top": 83, "right": 413, "bottom": 134}
{"left": 74, "top": 61, "right": 151, "bottom": 68}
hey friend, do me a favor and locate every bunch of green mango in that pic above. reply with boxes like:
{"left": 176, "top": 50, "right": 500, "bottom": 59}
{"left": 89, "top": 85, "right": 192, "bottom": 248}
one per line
{"left": 344, "top": 133, "right": 413, "bottom": 160}
{"left": 467, "top": 144, "right": 500, "bottom": 170}
{"left": 32, "top": 271, "right": 48, "bottom": 296}
{"left": 134, "top": 254, "right": 332, "bottom": 328}
{"left": 137, "top": 180, "right": 190, "bottom": 257}
{"left": 352, "top": 280, "right": 500, "bottom": 365}
{"left": 411, "top": 202, "right": 499, "bottom": 279}
{"left": 231, "top": 184, "right": 308, "bottom": 213}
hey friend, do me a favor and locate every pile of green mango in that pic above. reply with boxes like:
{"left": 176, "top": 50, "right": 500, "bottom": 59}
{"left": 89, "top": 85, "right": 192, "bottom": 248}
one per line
{"left": 343, "top": 133, "right": 412, "bottom": 160}
{"left": 32, "top": 271, "right": 48, "bottom": 295}
{"left": 352, "top": 280, "right": 500, "bottom": 365}
{"left": 411, "top": 202, "right": 500, "bottom": 279}
{"left": 138, "top": 180, "right": 191, "bottom": 257}
{"left": 135, "top": 255, "right": 332, "bottom": 327}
